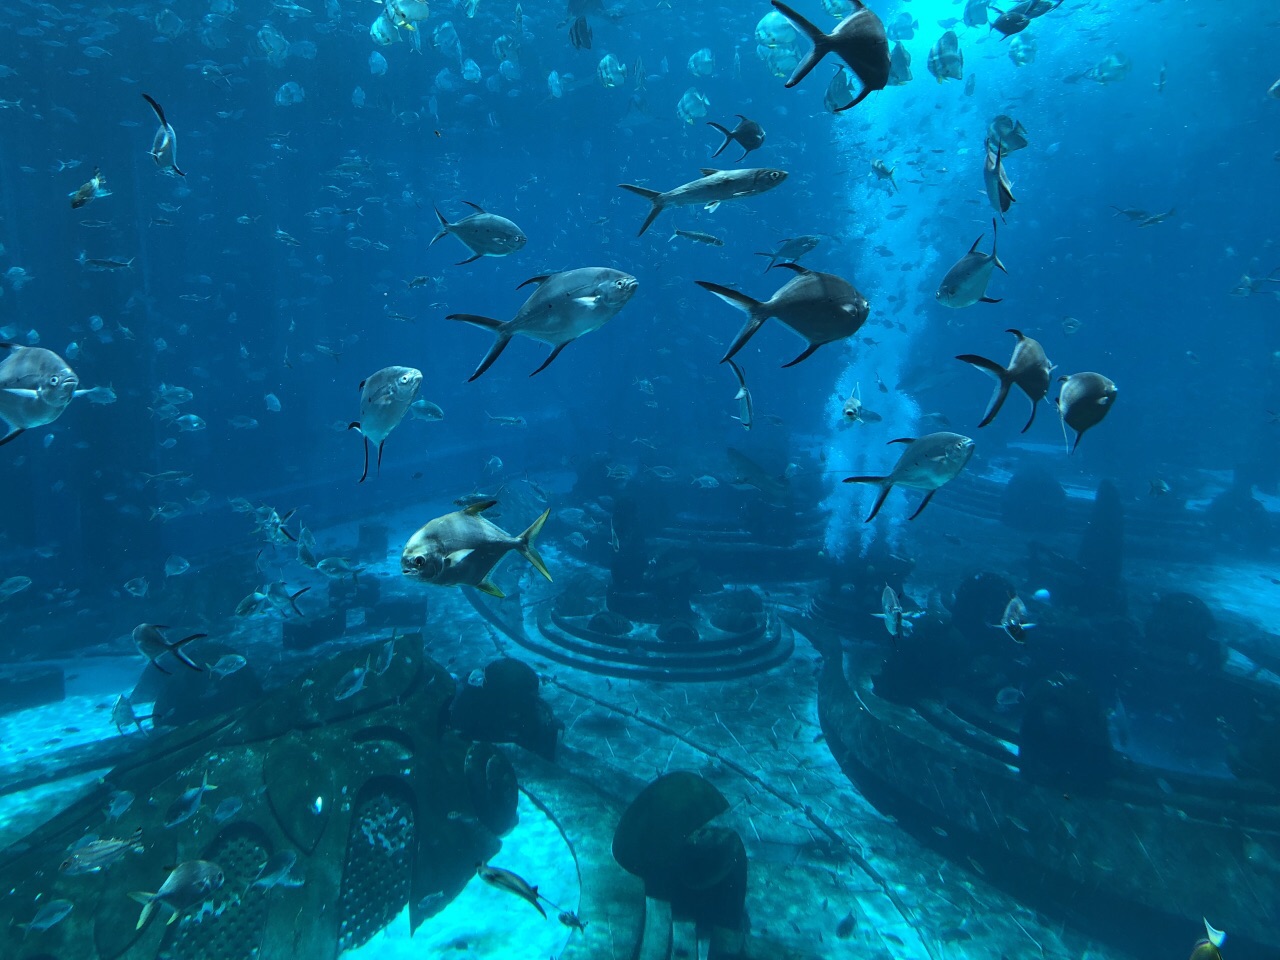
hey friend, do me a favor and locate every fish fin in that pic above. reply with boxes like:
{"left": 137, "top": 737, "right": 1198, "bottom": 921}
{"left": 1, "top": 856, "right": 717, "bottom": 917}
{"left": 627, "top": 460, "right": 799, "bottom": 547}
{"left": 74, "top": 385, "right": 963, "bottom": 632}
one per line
{"left": 888, "top": 437, "right": 916, "bottom": 445}
{"left": 463, "top": 500, "right": 499, "bottom": 515}
{"left": 705, "top": 121, "right": 732, "bottom": 158}
{"left": 150, "top": 659, "right": 172, "bottom": 676}
{"left": 695, "top": 280, "right": 767, "bottom": 363}
{"left": 704, "top": 201, "right": 721, "bottom": 213}
{"left": 0, "top": 426, "right": 25, "bottom": 446}
{"left": 377, "top": 439, "right": 385, "bottom": 476}
{"left": 979, "top": 296, "right": 1002, "bottom": 304}
{"left": 700, "top": 168, "right": 722, "bottom": 176}
{"left": 846, "top": 477, "right": 892, "bottom": 522}
{"left": 572, "top": 295, "right": 601, "bottom": 307}
{"left": 907, "top": 489, "right": 937, "bottom": 520}
{"left": 618, "top": 184, "right": 664, "bottom": 235}
{"left": 955, "top": 354, "right": 1012, "bottom": 427}
{"left": 517, "top": 507, "right": 553, "bottom": 581}
{"left": 172, "top": 634, "right": 206, "bottom": 672}
{"left": 516, "top": 275, "right": 552, "bottom": 290}
{"left": 461, "top": 200, "right": 486, "bottom": 213}
{"left": 1203, "top": 919, "right": 1226, "bottom": 949}
{"left": 141, "top": 92, "right": 166, "bottom": 125}
{"left": 726, "top": 358, "right": 747, "bottom": 388}
{"left": 833, "top": 88, "right": 873, "bottom": 112}
{"left": 430, "top": 206, "right": 450, "bottom": 246}
{"left": 529, "top": 342, "right": 568, "bottom": 377}
{"left": 993, "top": 257, "right": 1008, "bottom": 275}
{"left": 445, "top": 315, "right": 512, "bottom": 381}
{"left": 357, "top": 434, "right": 370, "bottom": 483}
{"left": 288, "top": 587, "right": 310, "bottom": 616}
{"left": 967, "top": 234, "right": 983, "bottom": 253}
{"left": 455, "top": 253, "right": 482, "bottom": 265}
{"left": 129, "top": 893, "right": 157, "bottom": 929}
{"left": 1020, "top": 400, "right": 1037, "bottom": 433}
{"left": 4, "top": 388, "right": 39, "bottom": 398}
{"left": 444, "top": 549, "right": 474, "bottom": 567}
{"left": 771, "top": 1, "right": 830, "bottom": 88}
{"left": 770, "top": 262, "right": 811, "bottom": 275}
{"left": 781, "top": 343, "right": 821, "bottom": 367}
{"left": 476, "top": 579, "right": 506, "bottom": 598}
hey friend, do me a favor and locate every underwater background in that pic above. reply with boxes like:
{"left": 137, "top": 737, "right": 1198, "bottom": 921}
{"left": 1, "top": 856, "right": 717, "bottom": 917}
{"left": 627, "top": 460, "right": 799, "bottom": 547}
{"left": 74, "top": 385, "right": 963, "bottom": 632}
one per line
{"left": 1, "top": 0, "right": 1279, "bottom": 958}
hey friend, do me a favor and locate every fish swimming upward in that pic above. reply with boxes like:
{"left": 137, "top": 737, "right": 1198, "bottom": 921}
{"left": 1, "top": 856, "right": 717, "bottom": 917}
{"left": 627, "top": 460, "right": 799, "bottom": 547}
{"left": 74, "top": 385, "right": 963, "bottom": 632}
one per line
{"left": 348, "top": 365, "right": 422, "bottom": 482}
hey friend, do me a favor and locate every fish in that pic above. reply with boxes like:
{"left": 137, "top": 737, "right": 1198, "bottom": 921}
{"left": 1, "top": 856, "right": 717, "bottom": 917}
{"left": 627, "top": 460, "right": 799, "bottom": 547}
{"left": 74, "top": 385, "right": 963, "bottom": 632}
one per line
{"left": 141, "top": 93, "right": 184, "bottom": 177}
{"left": 105, "top": 790, "right": 134, "bottom": 820}
{"left": 164, "top": 769, "right": 217, "bottom": 828}
{"left": 983, "top": 140, "right": 1014, "bottom": 221}
{"left": 726, "top": 358, "right": 753, "bottom": 430}
{"left": 705, "top": 115, "right": 766, "bottom": 161}
{"left": 69, "top": 167, "right": 111, "bottom": 208}
{"left": 568, "top": 15, "right": 591, "bottom": 50}
{"left": 870, "top": 158, "right": 897, "bottom": 192}
{"left": 696, "top": 263, "right": 870, "bottom": 367}
{"left": 130, "top": 860, "right": 225, "bottom": 928}
{"left": 248, "top": 850, "right": 304, "bottom": 892}
{"left": 213, "top": 796, "right": 243, "bottom": 823}
{"left": 927, "top": 31, "right": 963, "bottom": 83}
{"left": 487, "top": 412, "right": 527, "bottom": 426}
{"left": 431, "top": 202, "right": 527, "bottom": 265}
{"left": 825, "top": 66, "right": 856, "bottom": 113}
{"left": 1269, "top": 79, "right": 1280, "bottom": 100}
{"left": 726, "top": 447, "right": 789, "bottom": 499}
{"left": 619, "top": 168, "right": 787, "bottom": 236}
{"left": 0, "top": 344, "right": 82, "bottom": 445}
{"left": 18, "top": 899, "right": 73, "bottom": 938}
{"left": 348, "top": 366, "right": 423, "bottom": 483}
{"left": 317, "top": 557, "right": 362, "bottom": 582}
{"left": 447, "top": 268, "right": 638, "bottom": 380}
{"left": 888, "top": 42, "right": 912, "bottom": 85}
{"left": 936, "top": 219, "right": 1006, "bottom": 307}
{"left": 987, "top": 115, "right": 1029, "bottom": 155}
{"left": 111, "top": 693, "right": 151, "bottom": 735}
{"left": 1190, "top": 919, "right": 1226, "bottom": 960}
{"left": 1055, "top": 372, "right": 1117, "bottom": 453}
{"left": 133, "top": 623, "right": 207, "bottom": 674}
{"left": 963, "top": 0, "right": 990, "bottom": 27}
{"left": 843, "top": 432, "right": 976, "bottom": 521}
{"left": 334, "top": 656, "right": 371, "bottom": 701}
{"left": 60, "top": 828, "right": 144, "bottom": 874}
{"left": 670, "top": 228, "right": 724, "bottom": 247}
{"left": 0, "top": 575, "right": 33, "bottom": 600}
{"left": 872, "top": 585, "right": 911, "bottom": 641}
{"left": 754, "top": 235, "right": 822, "bottom": 270}
{"left": 955, "top": 329, "right": 1054, "bottom": 431}
{"left": 770, "top": 0, "right": 890, "bottom": 111}
{"left": 994, "top": 596, "right": 1035, "bottom": 642}
{"left": 476, "top": 861, "right": 546, "bottom": 918}
{"left": 841, "top": 382, "right": 881, "bottom": 424}
{"left": 409, "top": 398, "right": 445, "bottom": 421}
{"left": 559, "top": 911, "right": 588, "bottom": 931}
{"left": 990, "top": 7, "right": 1031, "bottom": 38}
{"left": 401, "top": 501, "right": 551, "bottom": 598}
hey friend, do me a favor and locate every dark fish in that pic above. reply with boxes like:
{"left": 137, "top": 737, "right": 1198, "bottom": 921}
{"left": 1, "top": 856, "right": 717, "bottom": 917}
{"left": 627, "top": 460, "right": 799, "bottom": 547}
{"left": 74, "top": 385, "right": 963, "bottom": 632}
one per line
{"left": 130, "top": 860, "right": 225, "bottom": 928}
{"left": 888, "top": 42, "right": 912, "bottom": 85}
{"left": 133, "top": 623, "right": 206, "bottom": 674}
{"left": 476, "top": 861, "right": 546, "bottom": 917}
{"left": 936, "top": 218, "right": 1006, "bottom": 307}
{"left": 568, "top": 15, "right": 591, "bottom": 50}
{"left": 983, "top": 140, "right": 1015, "bottom": 221}
{"left": 706, "top": 115, "right": 766, "bottom": 161}
{"left": 1055, "top": 372, "right": 1117, "bottom": 453}
{"left": 770, "top": 0, "right": 890, "bottom": 111}
{"left": 430, "top": 202, "right": 526, "bottom": 265}
{"left": 843, "top": 432, "right": 975, "bottom": 521}
{"left": 754, "top": 235, "right": 821, "bottom": 270}
{"left": 956, "top": 329, "right": 1054, "bottom": 431}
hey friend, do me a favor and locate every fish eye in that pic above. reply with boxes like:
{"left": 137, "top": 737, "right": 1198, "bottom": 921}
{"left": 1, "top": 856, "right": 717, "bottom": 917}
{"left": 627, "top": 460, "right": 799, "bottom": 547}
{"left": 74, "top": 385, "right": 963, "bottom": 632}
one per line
{"left": 412, "top": 555, "right": 426, "bottom": 568}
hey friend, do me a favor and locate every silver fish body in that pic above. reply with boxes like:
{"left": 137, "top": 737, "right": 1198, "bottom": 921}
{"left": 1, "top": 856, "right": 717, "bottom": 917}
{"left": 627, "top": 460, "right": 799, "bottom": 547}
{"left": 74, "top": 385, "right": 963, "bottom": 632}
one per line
{"left": 619, "top": 167, "right": 787, "bottom": 236}
{"left": 401, "top": 501, "right": 551, "bottom": 598}
{"left": 0, "top": 344, "right": 79, "bottom": 445}
{"left": 348, "top": 365, "right": 422, "bottom": 482}
{"left": 843, "top": 432, "right": 975, "bottom": 521}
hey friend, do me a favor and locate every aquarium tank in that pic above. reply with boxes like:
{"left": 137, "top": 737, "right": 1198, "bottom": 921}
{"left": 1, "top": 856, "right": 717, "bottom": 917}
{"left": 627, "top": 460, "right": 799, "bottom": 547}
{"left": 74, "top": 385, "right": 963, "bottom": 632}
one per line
{"left": 0, "top": 0, "right": 1277, "bottom": 958}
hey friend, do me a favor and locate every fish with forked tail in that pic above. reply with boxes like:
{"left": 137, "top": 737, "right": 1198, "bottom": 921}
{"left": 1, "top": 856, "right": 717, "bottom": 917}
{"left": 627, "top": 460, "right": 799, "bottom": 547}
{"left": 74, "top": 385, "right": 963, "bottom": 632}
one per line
{"left": 955, "top": 328, "right": 1054, "bottom": 432}
{"left": 430, "top": 201, "right": 526, "bottom": 265}
{"left": 401, "top": 501, "right": 551, "bottom": 598}
{"left": 770, "top": 0, "right": 890, "bottom": 111}
{"left": 843, "top": 432, "right": 975, "bottom": 521}
{"left": 1055, "top": 372, "right": 1117, "bottom": 453}
{"left": 705, "top": 115, "right": 766, "bottom": 161}
{"left": 348, "top": 365, "right": 422, "bottom": 483}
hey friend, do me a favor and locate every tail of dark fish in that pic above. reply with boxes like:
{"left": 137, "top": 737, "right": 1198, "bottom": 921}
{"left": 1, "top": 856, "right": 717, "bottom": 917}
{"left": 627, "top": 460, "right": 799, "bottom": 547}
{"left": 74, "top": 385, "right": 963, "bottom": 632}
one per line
{"left": 706, "top": 121, "right": 733, "bottom": 159}
{"left": 955, "top": 353, "right": 1012, "bottom": 428}
{"left": 842, "top": 475, "right": 893, "bottom": 522}
{"left": 772, "top": 1, "right": 830, "bottom": 88}
{"left": 618, "top": 183, "right": 665, "bottom": 236}
{"left": 430, "top": 206, "right": 451, "bottom": 247}
{"left": 446, "top": 314, "right": 512, "bottom": 381}
{"left": 128, "top": 891, "right": 159, "bottom": 929}
{"left": 695, "top": 280, "right": 768, "bottom": 363}
{"left": 170, "top": 633, "right": 207, "bottom": 672}
{"left": 517, "top": 508, "right": 552, "bottom": 582}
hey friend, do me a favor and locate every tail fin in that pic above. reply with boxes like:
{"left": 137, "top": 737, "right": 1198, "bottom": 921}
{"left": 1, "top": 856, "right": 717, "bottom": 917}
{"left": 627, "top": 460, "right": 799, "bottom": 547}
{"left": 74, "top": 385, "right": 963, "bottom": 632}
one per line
{"left": 842, "top": 475, "right": 892, "bottom": 522}
{"left": 171, "top": 633, "right": 207, "bottom": 672}
{"left": 955, "top": 353, "right": 1012, "bottom": 428}
{"left": 695, "top": 281, "right": 768, "bottom": 362}
{"left": 706, "top": 121, "right": 732, "bottom": 159}
{"left": 445, "top": 314, "right": 512, "bottom": 381}
{"left": 430, "top": 206, "right": 451, "bottom": 247}
{"left": 753, "top": 251, "right": 780, "bottom": 271}
{"left": 517, "top": 508, "right": 552, "bottom": 582}
{"left": 618, "top": 183, "right": 665, "bottom": 236}
{"left": 129, "top": 892, "right": 157, "bottom": 929}
{"left": 771, "top": 1, "right": 830, "bottom": 88}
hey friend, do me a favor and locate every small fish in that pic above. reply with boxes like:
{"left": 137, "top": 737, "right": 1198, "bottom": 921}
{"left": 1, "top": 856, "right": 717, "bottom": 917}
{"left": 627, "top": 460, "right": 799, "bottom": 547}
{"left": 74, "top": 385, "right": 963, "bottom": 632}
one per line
{"left": 619, "top": 169, "right": 787, "bottom": 236}
{"left": 105, "top": 790, "right": 135, "bottom": 820}
{"left": 0, "top": 575, "right": 33, "bottom": 600}
{"left": 18, "top": 899, "right": 73, "bottom": 938}
{"left": 487, "top": 412, "right": 527, "bottom": 426}
{"left": 130, "top": 860, "right": 225, "bottom": 928}
{"left": 843, "top": 432, "right": 975, "bottom": 521}
{"left": 164, "top": 769, "right": 217, "bottom": 828}
{"left": 164, "top": 555, "right": 191, "bottom": 577}
{"left": 476, "top": 861, "right": 546, "bottom": 918}
{"left": 955, "top": 329, "right": 1054, "bottom": 432}
{"left": 705, "top": 114, "right": 765, "bottom": 162}
{"left": 726, "top": 358, "right": 753, "bottom": 430}
{"left": 670, "top": 227, "right": 724, "bottom": 247}
{"left": 872, "top": 585, "right": 911, "bottom": 641}
{"left": 212, "top": 796, "right": 243, "bottom": 823}
{"left": 993, "top": 596, "right": 1035, "bottom": 642}
{"left": 559, "top": 911, "right": 588, "bottom": 931}
{"left": 936, "top": 219, "right": 1006, "bottom": 308}
{"left": 69, "top": 167, "right": 111, "bottom": 208}
{"left": 431, "top": 201, "right": 526, "bottom": 265}
{"left": 60, "top": 827, "right": 144, "bottom": 875}
{"left": 334, "top": 656, "right": 371, "bottom": 701}
{"left": 141, "top": 93, "right": 184, "bottom": 177}
{"left": 248, "top": 849, "right": 304, "bottom": 892}
{"left": 1055, "top": 372, "right": 1117, "bottom": 453}
{"left": 209, "top": 654, "right": 247, "bottom": 678}
{"left": 348, "top": 366, "right": 422, "bottom": 483}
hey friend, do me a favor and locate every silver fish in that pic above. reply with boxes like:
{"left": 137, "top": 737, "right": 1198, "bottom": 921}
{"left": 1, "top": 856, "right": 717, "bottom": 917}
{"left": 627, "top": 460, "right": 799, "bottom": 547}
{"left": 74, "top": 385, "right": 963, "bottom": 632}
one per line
{"left": 61, "top": 828, "right": 144, "bottom": 875}
{"left": 476, "top": 861, "right": 546, "bottom": 918}
{"left": 983, "top": 140, "right": 1015, "bottom": 222}
{"left": 872, "top": 585, "right": 911, "bottom": 641}
{"left": 927, "top": 30, "right": 963, "bottom": 82}
{"left": 936, "top": 219, "right": 1007, "bottom": 308}
{"left": 19, "top": 899, "right": 73, "bottom": 937}
{"left": 697, "top": 264, "right": 869, "bottom": 367}
{"left": 141, "top": 93, "right": 184, "bottom": 177}
{"left": 994, "top": 596, "right": 1035, "bottom": 642}
{"left": 431, "top": 201, "right": 526, "bottom": 265}
{"left": 754, "top": 235, "right": 821, "bottom": 271}
{"left": 401, "top": 501, "right": 551, "bottom": 598}
{"left": 130, "top": 860, "right": 224, "bottom": 928}
{"left": 0, "top": 344, "right": 81, "bottom": 445}
{"left": 619, "top": 167, "right": 787, "bottom": 236}
{"left": 843, "top": 432, "right": 976, "bottom": 521}
{"left": 348, "top": 365, "right": 422, "bottom": 482}
{"left": 447, "top": 268, "right": 637, "bottom": 380}
{"left": 956, "top": 328, "right": 1054, "bottom": 432}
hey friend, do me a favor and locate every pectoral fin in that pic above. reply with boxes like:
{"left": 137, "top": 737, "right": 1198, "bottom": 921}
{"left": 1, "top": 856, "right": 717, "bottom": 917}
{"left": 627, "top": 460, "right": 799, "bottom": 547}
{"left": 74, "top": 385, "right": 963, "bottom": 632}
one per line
{"left": 476, "top": 579, "right": 506, "bottom": 598}
{"left": 444, "top": 549, "right": 474, "bottom": 567}
{"left": 4, "top": 388, "right": 38, "bottom": 398}
{"left": 573, "top": 295, "right": 601, "bottom": 307}
{"left": 704, "top": 201, "right": 721, "bottom": 213}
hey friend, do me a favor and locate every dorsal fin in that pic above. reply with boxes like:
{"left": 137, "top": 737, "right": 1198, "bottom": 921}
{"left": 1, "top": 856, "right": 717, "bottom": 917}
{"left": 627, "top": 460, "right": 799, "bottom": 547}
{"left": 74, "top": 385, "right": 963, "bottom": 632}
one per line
{"left": 516, "top": 275, "right": 552, "bottom": 290}
{"left": 462, "top": 499, "right": 499, "bottom": 515}
{"left": 888, "top": 437, "right": 916, "bottom": 445}
{"left": 462, "top": 200, "right": 486, "bottom": 213}
{"left": 700, "top": 168, "right": 721, "bottom": 177}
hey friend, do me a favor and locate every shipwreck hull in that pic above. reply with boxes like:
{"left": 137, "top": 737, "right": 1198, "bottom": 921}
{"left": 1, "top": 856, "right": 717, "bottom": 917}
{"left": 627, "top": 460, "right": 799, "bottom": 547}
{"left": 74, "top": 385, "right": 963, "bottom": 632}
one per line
{"left": 816, "top": 649, "right": 1280, "bottom": 959}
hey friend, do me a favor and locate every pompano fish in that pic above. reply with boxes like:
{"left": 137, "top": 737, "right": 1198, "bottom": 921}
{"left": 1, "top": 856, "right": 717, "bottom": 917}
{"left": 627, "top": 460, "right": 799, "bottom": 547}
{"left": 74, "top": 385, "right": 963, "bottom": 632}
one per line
{"left": 994, "top": 595, "right": 1035, "bottom": 642}
{"left": 60, "top": 827, "right": 144, "bottom": 875}
{"left": 133, "top": 623, "right": 206, "bottom": 674}
{"left": 348, "top": 365, "right": 422, "bottom": 482}
{"left": 983, "top": 140, "right": 1014, "bottom": 222}
{"left": 927, "top": 31, "right": 963, "bottom": 83}
{"left": 409, "top": 398, "right": 445, "bottom": 421}
{"left": 447, "top": 267, "right": 637, "bottom": 380}
{"left": 769, "top": 0, "right": 890, "bottom": 112}
{"left": 130, "top": 860, "right": 225, "bottom": 928}
{"left": 1055, "top": 372, "right": 1117, "bottom": 453}
{"left": 476, "top": 862, "right": 546, "bottom": 918}
{"left": 841, "top": 382, "right": 882, "bottom": 424}
{"left": 697, "top": 263, "right": 870, "bottom": 367}
{"left": 141, "top": 93, "right": 184, "bottom": 177}
{"left": 18, "top": 899, "right": 73, "bottom": 938}
{"left": 0, "top": 344, "right": 83, "bottom": 446}
{"left": 401, "top": 501, "right": 551, "bottom": 598}
{"left": 619, "top": 168, "right": 787, "bottom": 236}
{"left": 754, "top": 235, "right": 821, "bottom": 271}
{"left": 955, "top": 328, "right": 1054, "bottom": 431}
{"left": 726, "top": 358, "right": 752, "bottom": 430}
{"left": 843, "top": 432, "right": 976, "bottom": 521}
{"left": 936, "top": 218, "right": 1006, "bottom": 307}
{"left": 431, "top": 201, "right": 526, "bottom": 265}
{"left": 705, "top": 115, "right": 765, "bottom": 162}
{"left": 872, "top": 585, "right": 911, "bottom": 641}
